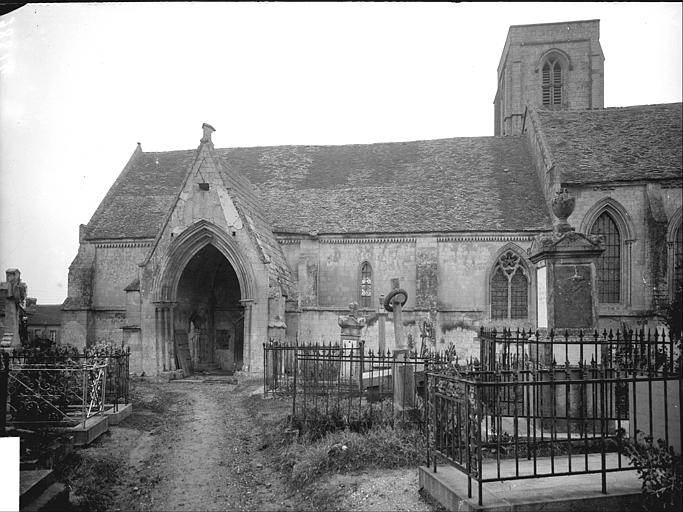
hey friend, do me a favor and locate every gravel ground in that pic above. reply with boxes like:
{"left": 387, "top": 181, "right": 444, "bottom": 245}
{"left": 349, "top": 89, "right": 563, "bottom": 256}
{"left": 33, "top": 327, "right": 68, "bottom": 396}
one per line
{"left": 67, "top": 376, "right": 443, "bottom": 512}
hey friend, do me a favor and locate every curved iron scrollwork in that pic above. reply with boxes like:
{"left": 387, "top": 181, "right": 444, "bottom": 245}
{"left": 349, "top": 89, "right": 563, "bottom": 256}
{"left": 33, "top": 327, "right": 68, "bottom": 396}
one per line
{"left": 8, "top": 364, "right": 106, "bottom": 425}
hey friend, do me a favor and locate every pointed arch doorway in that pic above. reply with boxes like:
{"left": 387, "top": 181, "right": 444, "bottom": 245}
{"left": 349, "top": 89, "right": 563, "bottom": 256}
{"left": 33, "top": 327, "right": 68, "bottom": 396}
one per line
{"left": 175, "top": 244, "right": 244, "bottom": 373}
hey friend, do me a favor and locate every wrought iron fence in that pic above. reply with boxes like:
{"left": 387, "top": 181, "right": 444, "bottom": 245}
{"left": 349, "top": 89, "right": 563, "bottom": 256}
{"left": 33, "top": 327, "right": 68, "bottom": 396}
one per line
{"left": 427, "top": 327, "right": 682, "bottom": 506}
{"left": 7, "top": 362, "right": 107, "bottom": 427}
{"left": 9, "top": 345, "right": 131, "bottom": 411}
{"left": 295, "top": 343, "right": 430, "bottom": 432}
{"left": 264, "top": 339, "right": 462, "bottom": 434}
{"left": 0, "top": 352, "right": 9, "bottom": 435}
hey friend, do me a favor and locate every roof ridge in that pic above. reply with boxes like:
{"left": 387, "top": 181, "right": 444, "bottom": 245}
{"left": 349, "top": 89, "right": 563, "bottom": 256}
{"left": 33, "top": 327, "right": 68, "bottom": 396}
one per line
{"left": 137, "top": 135, "right": 524, "bottom": 155}
{"left": 537, "top": 102, "right": 682, "bottom": 115}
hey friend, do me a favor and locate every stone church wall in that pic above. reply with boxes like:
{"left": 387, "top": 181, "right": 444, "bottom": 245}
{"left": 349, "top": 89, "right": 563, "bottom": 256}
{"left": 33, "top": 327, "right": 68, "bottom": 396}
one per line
{"left": 92, "top": 310, "right": 126, "bottom": 345}
{"left": 92, "top": 244, "right": 149, "bottom": 309}
{"left": 570, "top": 183, "right": 682, "bottom": 330}
{"left": 282, "top": 236, "right": 538, "bottom": 358}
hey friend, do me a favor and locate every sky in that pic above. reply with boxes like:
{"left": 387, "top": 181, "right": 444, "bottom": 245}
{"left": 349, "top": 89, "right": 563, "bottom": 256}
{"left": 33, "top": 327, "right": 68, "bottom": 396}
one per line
{"left": 0, "top": 2, "right": 681, "bottom": 305}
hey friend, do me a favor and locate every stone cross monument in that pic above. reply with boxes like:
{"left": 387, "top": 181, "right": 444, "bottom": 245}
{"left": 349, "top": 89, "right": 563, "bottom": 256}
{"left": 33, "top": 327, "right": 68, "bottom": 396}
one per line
{"left": 377, "top": 294, "right": 387, "bottom": 355}
{"left": 383, "top": 278, "right": 409, "bottom": 352}
{"left": 383, "top": 278, "right": 414, "bottom": 412}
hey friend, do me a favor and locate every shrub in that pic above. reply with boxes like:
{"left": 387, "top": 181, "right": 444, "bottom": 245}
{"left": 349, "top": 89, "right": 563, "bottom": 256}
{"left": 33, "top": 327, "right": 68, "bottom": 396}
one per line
{"left": 621, "top": 431, "right": 682, "bottom": 511}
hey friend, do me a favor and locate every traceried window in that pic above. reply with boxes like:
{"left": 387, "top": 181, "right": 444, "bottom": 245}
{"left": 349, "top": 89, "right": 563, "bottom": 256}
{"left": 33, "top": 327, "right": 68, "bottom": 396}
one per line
{"left": 359, "top": 262, "right": 372, "bottom": 308}
{"left": 49, "top": 330, "right": 56, "bottom": 342}
{"left": 591, "top": 212, "right": 621, "bottom": 303}
{"left": 542, "top": 58, "right": 562, "bottom": 107}
{"left": 675, "top": 223, "right": 683, "bottom": 295}
{"left": 491, "top": 251, "right": 529, "bottom": 320}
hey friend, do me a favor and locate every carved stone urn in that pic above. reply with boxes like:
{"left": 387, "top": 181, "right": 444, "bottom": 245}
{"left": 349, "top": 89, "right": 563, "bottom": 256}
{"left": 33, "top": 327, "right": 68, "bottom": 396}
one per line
{"left": 551, "top": 188, "right": 576, "bottom": 234}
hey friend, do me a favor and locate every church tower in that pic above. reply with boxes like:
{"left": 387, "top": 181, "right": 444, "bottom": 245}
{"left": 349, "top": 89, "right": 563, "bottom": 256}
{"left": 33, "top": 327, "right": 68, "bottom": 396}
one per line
{"left": 494, "top": 20, "right": 604, "bottom": 136}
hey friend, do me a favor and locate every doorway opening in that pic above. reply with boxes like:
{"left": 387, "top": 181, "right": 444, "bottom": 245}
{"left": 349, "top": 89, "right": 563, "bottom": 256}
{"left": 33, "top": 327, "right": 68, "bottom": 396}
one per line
{"left": 175, "top": 244, "right": 244, "bottom": 374}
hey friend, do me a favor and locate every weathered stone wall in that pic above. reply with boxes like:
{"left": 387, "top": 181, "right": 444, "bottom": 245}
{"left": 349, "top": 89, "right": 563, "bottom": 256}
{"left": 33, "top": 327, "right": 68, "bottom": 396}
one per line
{"left": 92, "top": 245, "right": 151, "bottom": 309}
{"left": 61, "top": 310, "right": 93, "bottom": 349}
{"left": 281, "top": 235, "right": 538, "bottom": 356}
{"left": 569, "top": 183, "right": 683, "bottom": 330}
{"left": 92, "top": 310, "right": 126, "bottom": 345}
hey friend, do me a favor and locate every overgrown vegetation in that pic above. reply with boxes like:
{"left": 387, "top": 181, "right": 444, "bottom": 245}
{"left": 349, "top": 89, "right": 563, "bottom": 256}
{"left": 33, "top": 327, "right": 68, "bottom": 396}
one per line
{"left": 278, "top": 425, "right": 427, "bottom": 488}
{"left": 620, "top": 431, "right": 682, "bottom": 511}
{"left": 244, "top": 393, "right": 428, "bottom": 490}
{"left": 56, "top": 451, "right": 123, "bottom": 512}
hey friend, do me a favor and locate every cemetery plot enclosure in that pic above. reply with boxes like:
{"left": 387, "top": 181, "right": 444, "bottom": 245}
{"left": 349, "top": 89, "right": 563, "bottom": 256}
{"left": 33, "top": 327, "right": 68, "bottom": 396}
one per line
{"left": 0, "top": 346, "right": 131, "bottom": 431}
{"left": 264, "top": 340, "right": 460, "bottom": 433}
{"left": 427, "top": 327, "right": 682, "bottom": 506}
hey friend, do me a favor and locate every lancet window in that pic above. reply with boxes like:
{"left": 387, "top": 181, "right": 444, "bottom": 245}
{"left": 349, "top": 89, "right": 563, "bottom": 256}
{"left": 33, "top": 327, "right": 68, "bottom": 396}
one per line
{"left": 491, "top": 250, "right": 529, "bottom": 320}
{"left": 590, "top": 212, "right": 621, "bottom": 303}
{"left": 359, "top": 261, "right": 372, "bottom": 308}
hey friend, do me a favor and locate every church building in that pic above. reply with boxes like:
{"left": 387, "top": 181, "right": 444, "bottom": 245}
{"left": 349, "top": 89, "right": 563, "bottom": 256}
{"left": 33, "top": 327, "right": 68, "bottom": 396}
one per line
{"left": 62, "top": 20, "right": 682, "bottom": 376}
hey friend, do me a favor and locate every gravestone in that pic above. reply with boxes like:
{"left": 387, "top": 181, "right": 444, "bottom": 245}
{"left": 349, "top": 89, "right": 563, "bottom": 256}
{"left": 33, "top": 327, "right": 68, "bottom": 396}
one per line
{"left": 338, "top": 302, "right": 366, "bottom": 381}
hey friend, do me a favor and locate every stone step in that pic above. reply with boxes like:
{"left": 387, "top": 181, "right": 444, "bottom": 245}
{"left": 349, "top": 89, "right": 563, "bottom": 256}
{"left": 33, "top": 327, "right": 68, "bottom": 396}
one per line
{"left": 20, "top": 469, "right": 55, "bottom": 508}
{"left": 61, "top": 414, "right": 109, "bottom": 446}
{"left": 103, "top": 403, "right": 133, "bottom": 425}
{"left": 22, "top": 482, "right": 69, "bottom": 512}
{"left": 419, "top": 454, "right": 641, "bottom": 512}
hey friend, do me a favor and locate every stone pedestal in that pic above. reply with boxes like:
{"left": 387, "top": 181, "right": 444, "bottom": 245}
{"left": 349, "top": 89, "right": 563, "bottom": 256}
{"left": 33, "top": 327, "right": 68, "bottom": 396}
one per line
{"left": 377, "top": 294, "right": 387, "bottom": 356}
{"left": 529, "top": 231, "right": 604, "bottom": 334}
{"left": 528, "top": 198, "right": 605, "bottom": 433}
{"left": 393, "top": 355, "right": 416, "bottom": 412}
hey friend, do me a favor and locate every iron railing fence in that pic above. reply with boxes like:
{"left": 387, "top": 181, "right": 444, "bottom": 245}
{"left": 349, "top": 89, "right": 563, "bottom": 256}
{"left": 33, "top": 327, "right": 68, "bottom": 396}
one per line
{"left": 428, "top": 327, "right": 682, "bottom": 507}
{"left": 295, "top": 344, "right": 428, "bottom": 431}
{"left": 6, "top": 362, "right": 107, "bottom": 427}
{"left": 0, "top": 352, "right": 9, "bottom": 434}
{"left": 479, "top": 327, "right": 681, "bottom": 376}
{"left": 9, "top": 346, "right": 131, "bottom": 411}
{"left": 264, "top": 340, "right": 463, "bottom": 434}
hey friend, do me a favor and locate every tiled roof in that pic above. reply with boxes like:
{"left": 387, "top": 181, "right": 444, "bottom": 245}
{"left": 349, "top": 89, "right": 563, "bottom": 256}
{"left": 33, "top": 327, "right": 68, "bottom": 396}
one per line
{"left": 28, "top": 305, "right": 62, "bottom": 325}
{"left": 218, "top": 137, "right": 551, "bottom": 234}
{"left": 87, "top": 150, "right": 193, "bottom": 239}
{"left": 535, "top": 103, "right": 682, "bottom": 185}
{"left": 85, "top": 136, "right": 552, "bottom": 239}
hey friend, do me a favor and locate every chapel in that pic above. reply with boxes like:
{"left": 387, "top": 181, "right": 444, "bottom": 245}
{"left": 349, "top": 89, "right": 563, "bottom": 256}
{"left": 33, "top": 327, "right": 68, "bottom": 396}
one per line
{"left": 62, "top": 20, "right": 683, "bottom": 375}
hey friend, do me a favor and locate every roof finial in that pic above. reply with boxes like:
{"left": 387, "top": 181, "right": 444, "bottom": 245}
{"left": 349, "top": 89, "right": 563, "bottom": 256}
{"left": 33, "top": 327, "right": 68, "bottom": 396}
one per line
{"left": 201, "top": 123, "right": 216, "bottom": 144}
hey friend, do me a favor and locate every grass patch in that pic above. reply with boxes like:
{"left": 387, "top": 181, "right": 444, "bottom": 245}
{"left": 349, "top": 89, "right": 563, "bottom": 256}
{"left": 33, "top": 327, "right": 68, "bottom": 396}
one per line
{"left": 279, "top": 425, "right": 427, "bottom": 488}
{"left": 244, "top": 388, "right": 428, "bottom": 490}
{"left": 57, "top": 451, "right": 122, "bottom": 512}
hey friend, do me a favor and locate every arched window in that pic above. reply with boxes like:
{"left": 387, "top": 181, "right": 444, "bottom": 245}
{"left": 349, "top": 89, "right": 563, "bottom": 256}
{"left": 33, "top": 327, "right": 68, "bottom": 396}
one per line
{"left": 359, "top": 262, "right": 372, "bottom": 308}
{"left": 490, "top": 250, "right": 529, "bottom": 320}
{"left": 542, "top": 58, "right": 562, "bottom": 107}
{"left": 590, "top": 212, "right": 621, "bottom": 303}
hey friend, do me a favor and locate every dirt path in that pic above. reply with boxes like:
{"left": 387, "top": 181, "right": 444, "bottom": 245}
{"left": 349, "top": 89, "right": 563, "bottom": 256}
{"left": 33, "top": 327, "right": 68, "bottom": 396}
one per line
{"left": 135, "top": 379, "right": 297, "bottom": 512}
{"left": 69, "top": 376, "right": 442, "bottom": 512}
